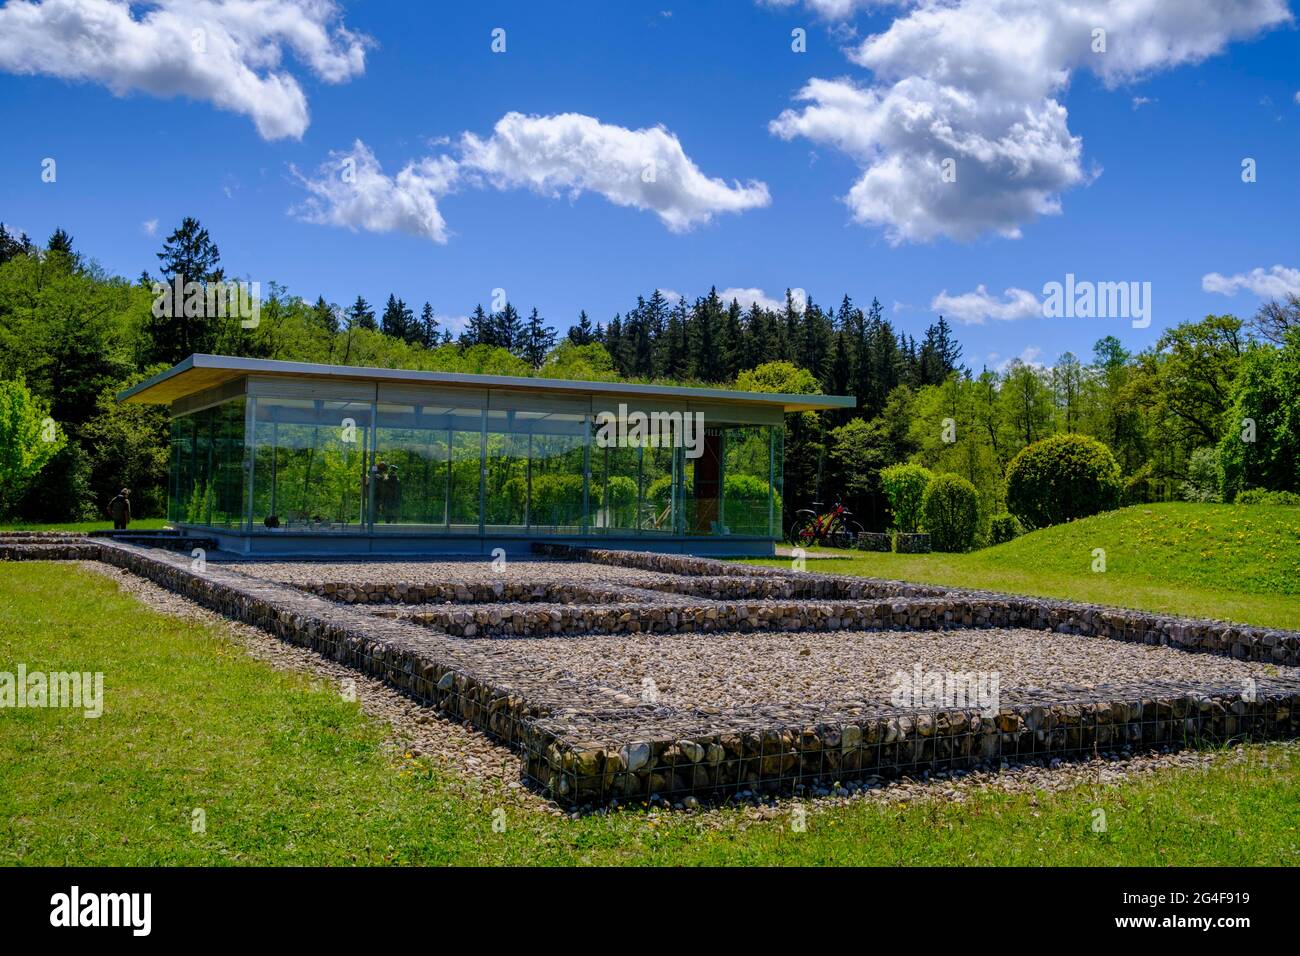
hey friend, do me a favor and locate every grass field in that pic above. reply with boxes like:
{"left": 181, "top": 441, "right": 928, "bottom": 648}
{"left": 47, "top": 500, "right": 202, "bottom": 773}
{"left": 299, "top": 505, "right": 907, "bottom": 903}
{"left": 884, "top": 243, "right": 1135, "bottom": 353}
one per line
{"left": 749, "top": 503, "right": 1300, "bottom": 631}
{"left": 0, "top": 519, "right": 170, "bottom": 533}
{"left": 1, "top": 560, "right": 1297, "bottom": 866}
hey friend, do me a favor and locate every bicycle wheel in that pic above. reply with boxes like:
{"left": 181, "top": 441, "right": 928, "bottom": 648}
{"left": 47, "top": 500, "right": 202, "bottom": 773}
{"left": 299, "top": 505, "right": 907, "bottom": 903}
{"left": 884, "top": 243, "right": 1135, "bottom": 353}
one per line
{"left": 829, "top": 519, "right": 862, "bottom": 550}
{"left": 788, "top": 518, "right": 818, "bottom": 547}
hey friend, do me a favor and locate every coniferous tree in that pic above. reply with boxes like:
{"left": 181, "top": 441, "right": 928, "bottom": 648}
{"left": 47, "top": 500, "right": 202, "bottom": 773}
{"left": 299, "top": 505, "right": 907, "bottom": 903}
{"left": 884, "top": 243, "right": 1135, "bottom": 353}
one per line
{"left": 309, "top": 296, "right": 340, "bottom": 334}
{"left": 568, "top": 310, "right": 595, "bottom": 346}
{"left": 0, "top": 224, "right": 30, "bottom": 265}
{"left": 690, "top": 289, "right": 726, "bottom": 383}
{"left": 46, "top": 228, "right": 74, "bottom": 258}
{"left": 418, "top": 302, "right": 439, "bottom": 348}
{"left": 149, "top": 217, "right": 226, "bottom": 363}
{"left": 492, "top": 302, "right": 524, "bottom": 353}
{"left": 347, "top": 295, "right": 377, "bottom": 331}
{"left": 381, "top": 294, "right": 415, "bottom": 343}
{"left": 461, "top": 304, "right": 489, "bottom": 346}
{"left": 721, "top": 297, "right": 745, "bottom": 380}
{"left": 522, "top": 307, "right": 557, "bottom": 369}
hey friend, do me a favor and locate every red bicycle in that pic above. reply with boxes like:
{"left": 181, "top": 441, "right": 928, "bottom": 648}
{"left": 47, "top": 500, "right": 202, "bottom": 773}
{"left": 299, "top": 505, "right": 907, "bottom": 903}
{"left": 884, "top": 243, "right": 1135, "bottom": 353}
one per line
{"left": 788, "top": 499, "right": 864, "bottom": 549}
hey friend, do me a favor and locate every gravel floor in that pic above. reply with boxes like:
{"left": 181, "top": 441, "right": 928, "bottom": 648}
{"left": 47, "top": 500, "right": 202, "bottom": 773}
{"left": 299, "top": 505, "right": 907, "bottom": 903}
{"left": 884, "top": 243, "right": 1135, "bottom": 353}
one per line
{"left": 228, "top": 559, "right": 701, "bottom": 589}
{"left": 468, "top": 626, "right": 1300, "bottom": 712}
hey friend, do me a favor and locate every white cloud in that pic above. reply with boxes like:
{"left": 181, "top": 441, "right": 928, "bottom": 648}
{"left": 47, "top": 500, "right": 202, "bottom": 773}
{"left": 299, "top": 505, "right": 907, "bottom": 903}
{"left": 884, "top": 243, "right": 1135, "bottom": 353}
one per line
{"left": 996, "top": 346, "right": 1045, "bottom": 372}
{"left": 290, "top": 140, "right": 459, "bottom": 243}
{"left": 1202, "top": 265, "right": 1300, "bottom": 299}
{"left": 931, "top": 284, "right": 1041, "bottom": 324}
{"left": 141, "top": 218, "right": 158, "bottom": 236}
{"left": 1294, "top": 90, "right": 1300, "bottom": 104}
{"left": 770, "top": 0, "right": 1290, "bottom": 243}
{"left": 294, "top": 113, "right": 770, "bottom": 242}
{"left": 459, "top": 112, "right": 770, "bottom": 232}
{"left": 1131, "top": 96, "right": 1156, "bottom": 110}
{"left": 715, "top": 287, "right": 805, "bottom": 312}
{"left": 0, "top": 0, "right": 369, "bottom": 140}
{"left": 759, "top": 0, "right": 885, "bottom": 19}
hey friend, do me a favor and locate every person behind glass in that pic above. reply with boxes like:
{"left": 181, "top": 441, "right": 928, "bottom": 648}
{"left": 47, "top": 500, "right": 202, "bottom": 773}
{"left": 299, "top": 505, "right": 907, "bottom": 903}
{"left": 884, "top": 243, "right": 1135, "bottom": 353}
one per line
{"left": 107, "top": 488, "right": 131, "bottom": 531}
{"left": 386, "top": 465, "right": 401, "bottom": 523}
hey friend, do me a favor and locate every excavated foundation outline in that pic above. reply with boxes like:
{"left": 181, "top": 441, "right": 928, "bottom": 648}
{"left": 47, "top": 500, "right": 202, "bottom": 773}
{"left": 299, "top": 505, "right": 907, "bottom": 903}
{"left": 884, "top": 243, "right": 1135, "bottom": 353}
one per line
{"left": 3, "top": 533, "right": 1298, "bottom": 809}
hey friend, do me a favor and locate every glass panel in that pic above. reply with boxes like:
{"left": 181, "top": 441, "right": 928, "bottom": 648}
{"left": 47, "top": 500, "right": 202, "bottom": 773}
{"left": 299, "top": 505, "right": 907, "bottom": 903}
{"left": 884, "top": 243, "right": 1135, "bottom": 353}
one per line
{"left": 168, "top": 399, "right": 246, "bottom": 529}
{"left": 640, "top": 445, "right": 678, "bottom": 534}
{"left": 772, "top": 426, "right": 785, "bottom": 538}
{"left": 250, "top": 397, "right": 372, "bottom": 532}
{"left": 484, "top": 410, "right": 529, "bottom": 532}
{"left": 528, "top": 414, "right": 586, "bottom": 533}
{"left": 372, "top": 401, "right": 482, "bottom": 532}
{"left": 591, "top": 442, "right": 640, "bottom": 533}
{"left": 485, "top": 407, "right": 587, "bottom": 534}
{"left": 723, "top": 425, "right": 779, "bottom": 536}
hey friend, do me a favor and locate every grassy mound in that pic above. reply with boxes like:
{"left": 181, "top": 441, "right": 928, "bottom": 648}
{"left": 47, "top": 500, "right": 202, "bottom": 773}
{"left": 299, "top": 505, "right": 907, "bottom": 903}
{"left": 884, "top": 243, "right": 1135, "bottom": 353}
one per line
{"left": 751, "top": 503, "right": 1300, "bottom": 629}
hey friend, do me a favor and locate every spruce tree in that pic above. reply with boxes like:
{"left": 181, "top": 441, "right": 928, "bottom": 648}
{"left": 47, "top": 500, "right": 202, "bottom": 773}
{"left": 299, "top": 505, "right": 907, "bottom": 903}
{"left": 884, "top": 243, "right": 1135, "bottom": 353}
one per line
{"left": 418, "top": 302, "right": 439, "bottom": 348}
{"left": 347, "top": 295, "right": 377, "bottom": 331}
{"left": 522, "top": 308, "right": 557, "bottom": 368}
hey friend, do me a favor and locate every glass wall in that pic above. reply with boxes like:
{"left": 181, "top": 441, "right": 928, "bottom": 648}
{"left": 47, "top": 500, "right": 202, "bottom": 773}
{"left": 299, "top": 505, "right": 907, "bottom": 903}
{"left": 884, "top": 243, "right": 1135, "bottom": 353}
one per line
{"left": 168, "top": 399, "right": 247, "bottom": 528}
{"left": 373, "top": 397, "right": 482, "bottom": 532}
{"left": 250, "top": 397, "right": 372, "bottom": 531}
{"left": 169, "top": 387, "right": 787, "bottom": 539}
{"left": 485, "top": 393, "right": 588, "bottom": 534}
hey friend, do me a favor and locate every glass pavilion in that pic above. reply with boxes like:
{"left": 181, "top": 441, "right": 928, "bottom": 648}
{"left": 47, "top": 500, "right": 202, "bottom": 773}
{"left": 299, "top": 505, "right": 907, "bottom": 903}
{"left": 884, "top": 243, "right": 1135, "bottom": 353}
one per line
{"left": 118, "top": 355, "right": 855, "bottom": 556}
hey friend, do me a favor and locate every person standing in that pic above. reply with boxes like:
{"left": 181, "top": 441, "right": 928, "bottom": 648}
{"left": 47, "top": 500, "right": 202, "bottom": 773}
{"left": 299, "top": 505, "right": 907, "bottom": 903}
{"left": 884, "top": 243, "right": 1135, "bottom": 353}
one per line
{"left": 108, "top": 488, "right": 131, "bottom": 530}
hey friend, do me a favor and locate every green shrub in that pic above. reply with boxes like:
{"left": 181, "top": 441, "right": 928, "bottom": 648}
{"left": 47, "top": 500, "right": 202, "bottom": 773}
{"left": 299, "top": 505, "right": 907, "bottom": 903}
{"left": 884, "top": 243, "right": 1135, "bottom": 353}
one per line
{"left": 1180, "top": 447, "right": 1221, "bottom": 503}
{"left": 1234, "top": 488, "right": 1300, "bottom": 506}
{"left": 920, "top": 472, "right": 980, "bottom": 552}
{"left": 988, "top": 512, "right": 1023, "bottom": 545}
{"left": 1005, "top": 433, "right": 1122, "bottom": 529}
{"left": 880, "top": 463, "right": 933, "bottom": 533}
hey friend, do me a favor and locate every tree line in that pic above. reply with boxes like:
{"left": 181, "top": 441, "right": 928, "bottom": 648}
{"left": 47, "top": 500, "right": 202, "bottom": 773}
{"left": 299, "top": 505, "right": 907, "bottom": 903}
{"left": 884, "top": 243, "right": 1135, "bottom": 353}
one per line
{"left": 1, "top": 216, "right": 1296, "bottom": 533}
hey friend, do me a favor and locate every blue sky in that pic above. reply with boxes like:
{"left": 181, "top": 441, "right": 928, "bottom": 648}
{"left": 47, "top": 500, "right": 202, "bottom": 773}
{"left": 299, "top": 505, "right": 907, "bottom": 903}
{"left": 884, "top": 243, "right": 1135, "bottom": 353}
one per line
{"left": 2, "top": 0, "right": 1298, "bottom": 372}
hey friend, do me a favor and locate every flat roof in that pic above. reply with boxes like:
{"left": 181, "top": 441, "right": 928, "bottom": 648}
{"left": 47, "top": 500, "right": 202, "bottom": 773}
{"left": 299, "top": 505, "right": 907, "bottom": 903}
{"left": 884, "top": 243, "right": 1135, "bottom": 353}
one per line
{"left": 117, "top": 354, "right": 856, "bottom": 413}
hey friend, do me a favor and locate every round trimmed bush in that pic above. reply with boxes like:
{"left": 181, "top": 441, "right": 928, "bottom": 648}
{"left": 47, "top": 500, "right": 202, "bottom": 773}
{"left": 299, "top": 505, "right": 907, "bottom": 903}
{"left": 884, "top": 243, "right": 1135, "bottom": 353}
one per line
{"left": 1005, "top": 433, "right": 1121, "bottom": 529}
{"left": 920, "top": 472, "right": 980, "bottom": 552}
{"left": 988, "top": 512, "right": 1023, "bottom": 545}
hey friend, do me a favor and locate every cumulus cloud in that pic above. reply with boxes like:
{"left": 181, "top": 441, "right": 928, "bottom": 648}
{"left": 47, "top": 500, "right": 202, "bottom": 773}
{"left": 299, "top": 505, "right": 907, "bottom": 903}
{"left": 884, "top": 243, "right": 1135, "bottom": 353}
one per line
{"left": 1202, "top": 265, "right": 1300, "bottom": 299}
{"left": 715, "top": 287, "right": 806, "bottom": 312}
{"left": 770, "top": 0, "right": 1290, "bottom": 243}
{"left": 0, "top": 0, "right": 369, "bottom": 140}
{"left": 931, "top": 284, "right": 1041, "bottom": 324}
{"left": 458, "top": 112, "right": 770, "bottom": 232}
{"left": 758, "top": 0, "right": 886, "bottom": 18}
{"left": 293, "top": 113, "right": 770, "bottom": 242}
{"left": 290, "top": 140, "right": 459, "bottom": 243}
{"left": 995, "top": 346, "right": 1045, "bottom": 372}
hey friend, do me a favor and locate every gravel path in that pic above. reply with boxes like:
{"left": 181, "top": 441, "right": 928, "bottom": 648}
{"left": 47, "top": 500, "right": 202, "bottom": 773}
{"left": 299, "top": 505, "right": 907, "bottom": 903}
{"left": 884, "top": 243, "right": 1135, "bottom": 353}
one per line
{"left": 472, "top": 626, "right": 1299, "bottom": 711}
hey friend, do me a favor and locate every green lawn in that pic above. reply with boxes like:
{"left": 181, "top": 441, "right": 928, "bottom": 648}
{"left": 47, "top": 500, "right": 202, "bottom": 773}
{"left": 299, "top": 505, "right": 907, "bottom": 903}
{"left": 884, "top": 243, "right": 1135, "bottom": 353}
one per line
{"left": 1, "top": 561, "right": 1297, "bottom": 866}
{"left": 0, "top": 519, "right": 170, "bottom": 533}
{"left": 750, "top": 503, "right": 1300, "bottom": 631}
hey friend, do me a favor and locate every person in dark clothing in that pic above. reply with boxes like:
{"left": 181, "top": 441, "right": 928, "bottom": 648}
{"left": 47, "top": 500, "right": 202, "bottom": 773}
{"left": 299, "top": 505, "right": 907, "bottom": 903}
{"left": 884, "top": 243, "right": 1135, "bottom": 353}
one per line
{"left": 108, "top": 488, "right": 131, "bottom": 530}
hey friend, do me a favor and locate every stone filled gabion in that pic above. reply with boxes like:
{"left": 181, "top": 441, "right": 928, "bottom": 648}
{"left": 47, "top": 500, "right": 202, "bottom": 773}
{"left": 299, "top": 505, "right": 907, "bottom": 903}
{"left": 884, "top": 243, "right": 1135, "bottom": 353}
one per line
{"left": 854, "top": 532, "right": 891, "bottom": 552}
{"left": 4, "top": 535, "right": 1299, "bottom": 809}
{"left": 893, "top": 533, "right": 932, "bottom": 554}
